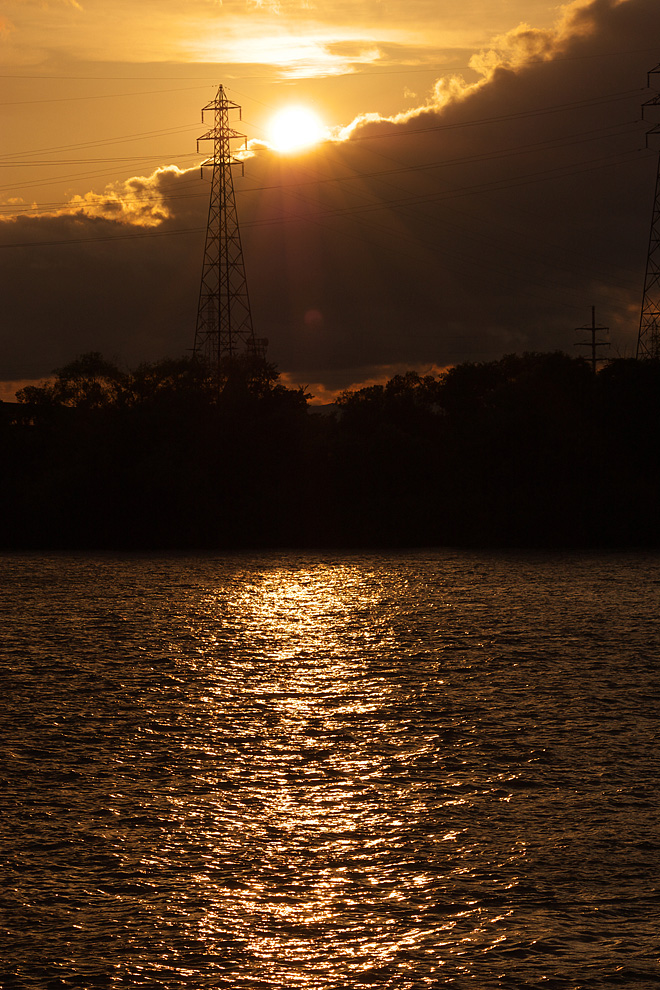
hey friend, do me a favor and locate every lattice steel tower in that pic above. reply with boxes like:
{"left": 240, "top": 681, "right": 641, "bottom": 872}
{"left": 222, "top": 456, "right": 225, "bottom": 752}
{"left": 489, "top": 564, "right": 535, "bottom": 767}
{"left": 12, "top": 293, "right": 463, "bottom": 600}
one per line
{"left": 194, "top": 85, "right": 261, "bottom": 370}
{"left": 637, "top": 64, "right": 660, "bottom": 359}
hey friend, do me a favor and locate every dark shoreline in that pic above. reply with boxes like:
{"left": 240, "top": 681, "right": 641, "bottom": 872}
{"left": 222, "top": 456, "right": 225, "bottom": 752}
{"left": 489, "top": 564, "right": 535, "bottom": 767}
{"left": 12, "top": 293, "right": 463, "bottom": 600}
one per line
{"left": 3, "top": 351, "right": 660, "bottom": 553}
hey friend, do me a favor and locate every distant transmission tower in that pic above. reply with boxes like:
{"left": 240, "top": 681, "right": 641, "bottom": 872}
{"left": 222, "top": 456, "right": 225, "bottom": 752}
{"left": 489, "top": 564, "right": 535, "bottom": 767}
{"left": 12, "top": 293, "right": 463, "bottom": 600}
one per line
{"left": 193, "top": 85, "right": 266, "bottom": 372}
{"left": 575, "top": 306, "right": 609, "bottom": 373}
{"left": 637, "top": 64, "right": 660, "bottom": 359}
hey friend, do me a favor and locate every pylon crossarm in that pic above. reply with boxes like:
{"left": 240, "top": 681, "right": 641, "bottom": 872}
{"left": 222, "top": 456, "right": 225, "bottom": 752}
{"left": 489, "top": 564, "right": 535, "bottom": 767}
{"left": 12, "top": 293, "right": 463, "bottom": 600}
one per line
{"left": 197, "top": 127, "right": 246, "bottom": 146}
{"left": 198, "top": 158, "right": 244, "bottom": 174}
{"left": 647, "top": 124, "right": 660, "bottom": 148}
{"left": 201, "top": 97, "right": 241, "bottom": 116}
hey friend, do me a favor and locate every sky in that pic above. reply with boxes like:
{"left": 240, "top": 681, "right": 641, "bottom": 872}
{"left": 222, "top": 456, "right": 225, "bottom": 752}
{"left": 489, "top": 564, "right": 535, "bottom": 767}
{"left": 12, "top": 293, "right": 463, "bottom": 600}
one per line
{"left": 1, "top": 0, "right": 660, "bottom": 401}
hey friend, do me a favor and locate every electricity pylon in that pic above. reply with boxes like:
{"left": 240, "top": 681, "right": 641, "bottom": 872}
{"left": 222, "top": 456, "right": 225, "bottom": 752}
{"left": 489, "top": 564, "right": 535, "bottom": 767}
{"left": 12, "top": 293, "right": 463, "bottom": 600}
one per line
{"left": 193, "top": 85, "right": 265, "bottom": 372}
{"left": 637, "top": 64, "right": 660, "bottom": 359}
{"left": 575, "top": 306, "right": 609, "bottom": 373}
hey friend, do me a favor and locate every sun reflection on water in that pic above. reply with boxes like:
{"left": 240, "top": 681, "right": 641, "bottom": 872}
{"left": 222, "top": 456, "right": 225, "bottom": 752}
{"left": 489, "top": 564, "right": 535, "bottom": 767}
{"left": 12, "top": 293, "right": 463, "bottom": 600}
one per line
{"left": 174, "top": 561, "right": 497, "bottom": 987}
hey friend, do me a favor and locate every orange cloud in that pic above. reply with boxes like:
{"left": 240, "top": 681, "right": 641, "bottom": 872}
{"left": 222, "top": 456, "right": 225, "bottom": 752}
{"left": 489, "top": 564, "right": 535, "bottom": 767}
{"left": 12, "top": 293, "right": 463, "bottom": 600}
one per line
{"left": 57, "top": 166, "right": 187, "bottom": 227}
{"left": 280, "top": 363, "right": 454, "bottom": 405}
{"left": 469, "top": 0, "right": 603, "bottom": 80}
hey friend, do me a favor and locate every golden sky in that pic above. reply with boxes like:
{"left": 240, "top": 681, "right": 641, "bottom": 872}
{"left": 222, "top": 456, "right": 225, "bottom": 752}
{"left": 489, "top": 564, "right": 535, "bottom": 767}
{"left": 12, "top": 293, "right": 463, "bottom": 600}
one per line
{"left": 1, "top": 0, "right": 565, "bottom": 202}
{"left": 4, "top": 0, "right": 559, "bottom": 68}
{"left": 1, "top": 0, "right": 659, "bottom": 396}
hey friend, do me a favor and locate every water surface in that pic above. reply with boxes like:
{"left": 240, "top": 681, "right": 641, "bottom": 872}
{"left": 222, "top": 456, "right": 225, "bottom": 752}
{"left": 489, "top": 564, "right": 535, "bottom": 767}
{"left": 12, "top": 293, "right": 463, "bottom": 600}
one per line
{"left": 1, "top": 550, "right": 659, "bottom": 987}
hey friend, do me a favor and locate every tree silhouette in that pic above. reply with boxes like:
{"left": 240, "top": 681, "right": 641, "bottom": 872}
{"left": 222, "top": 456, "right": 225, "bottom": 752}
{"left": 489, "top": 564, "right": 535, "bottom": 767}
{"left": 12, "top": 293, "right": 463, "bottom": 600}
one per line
{"left": 4, "top": 349, "right": 660, "bottom": 549}
{"left": 17, "top": 352, "right": 127, "bottom": 411}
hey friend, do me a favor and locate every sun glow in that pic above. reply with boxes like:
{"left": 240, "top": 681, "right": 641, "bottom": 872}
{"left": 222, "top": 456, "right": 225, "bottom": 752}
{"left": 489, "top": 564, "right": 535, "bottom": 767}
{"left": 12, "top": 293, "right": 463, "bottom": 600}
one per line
{"left": 267, "top": 106, "right": 327, "bottom": 153}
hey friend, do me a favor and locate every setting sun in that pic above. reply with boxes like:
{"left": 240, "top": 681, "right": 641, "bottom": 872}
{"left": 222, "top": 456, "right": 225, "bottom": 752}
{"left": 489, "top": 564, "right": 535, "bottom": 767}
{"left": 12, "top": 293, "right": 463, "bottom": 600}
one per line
{"left": 267, "top": 106, "right": 327, "bottom": 153}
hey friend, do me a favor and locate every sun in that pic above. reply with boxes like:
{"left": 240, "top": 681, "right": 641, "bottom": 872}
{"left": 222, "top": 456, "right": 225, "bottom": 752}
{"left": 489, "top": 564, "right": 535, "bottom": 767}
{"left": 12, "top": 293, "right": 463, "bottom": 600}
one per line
{"left": 267, "top": 106, "right": 327, "bottom": 154}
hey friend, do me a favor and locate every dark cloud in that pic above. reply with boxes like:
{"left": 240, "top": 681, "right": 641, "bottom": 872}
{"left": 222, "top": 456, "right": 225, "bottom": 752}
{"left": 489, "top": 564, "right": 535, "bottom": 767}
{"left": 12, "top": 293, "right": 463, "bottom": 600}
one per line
{"left": 1, "top": 0, "right": 658, "bottom": 392}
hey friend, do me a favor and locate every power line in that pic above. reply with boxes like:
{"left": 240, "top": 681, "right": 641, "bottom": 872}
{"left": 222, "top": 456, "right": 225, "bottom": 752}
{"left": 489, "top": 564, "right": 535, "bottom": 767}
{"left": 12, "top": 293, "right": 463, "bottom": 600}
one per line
{"left": 0, "top": 156, "right": 199, "bottom": 167}
{"left": 0, "top": 83, "right": 212, "bottom": 108}
{"left": 0, "top": 78, "right": 650, "bottom": 309}
{"left": 0, "top": 148, "right": 647, "bottom": 251}
{"left": 0, "top": 85, "right": 640, "bottom": 198}
{"left": 0, "top": 123, "right": 200, "bottom": 163}
{"left": 0, "top": 118, "right": 643, "bottom": 218}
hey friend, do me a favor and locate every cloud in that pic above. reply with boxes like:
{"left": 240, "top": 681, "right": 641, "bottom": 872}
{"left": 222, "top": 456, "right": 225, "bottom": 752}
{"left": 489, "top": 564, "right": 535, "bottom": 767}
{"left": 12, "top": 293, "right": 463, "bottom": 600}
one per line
{"left": 188, "top": 30, "right": 398, "bottom": 77}
{"left": 0, "top": 0, "right": 657, "bottom": 389}
{"left": 52, "top": 167, "right": 184, "bottom": 227}
{"left": 282, "top": 361, "right": 453, "bottom": 405}
{"left": 1, "top": 0, "right": 559, "bottom": 69}
{"left": 467, "top": 0, "right": 604, "bottom": 77}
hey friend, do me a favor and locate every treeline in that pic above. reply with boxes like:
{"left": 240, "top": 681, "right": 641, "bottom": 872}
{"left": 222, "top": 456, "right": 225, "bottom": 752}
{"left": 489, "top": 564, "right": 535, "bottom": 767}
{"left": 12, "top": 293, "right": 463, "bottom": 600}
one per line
{"left": 2, "top": 350, "right": 660, "bottom": 549}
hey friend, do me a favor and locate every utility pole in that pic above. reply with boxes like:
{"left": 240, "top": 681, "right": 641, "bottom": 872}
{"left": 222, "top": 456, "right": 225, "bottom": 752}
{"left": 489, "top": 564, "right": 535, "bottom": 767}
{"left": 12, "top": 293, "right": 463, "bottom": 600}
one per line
{"left": 575, "top": 306, "right": 609, "bottom": 374}
{"left": 637, "top": 64, "right": 660, "bottom": 359}
{"left": 193, "top": 85, "right": 266, "bottom": 375}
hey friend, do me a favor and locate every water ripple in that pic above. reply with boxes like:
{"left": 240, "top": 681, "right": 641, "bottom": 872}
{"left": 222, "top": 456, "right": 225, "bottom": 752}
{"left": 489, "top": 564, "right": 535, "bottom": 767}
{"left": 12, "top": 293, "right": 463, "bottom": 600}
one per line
{"left": 1, "top": 550, "right": 659, "bottom": 987}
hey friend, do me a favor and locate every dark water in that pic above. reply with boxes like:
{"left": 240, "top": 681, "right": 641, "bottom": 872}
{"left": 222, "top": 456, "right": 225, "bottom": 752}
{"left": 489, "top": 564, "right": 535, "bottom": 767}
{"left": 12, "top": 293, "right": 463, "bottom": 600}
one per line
{"left": 1, "top": 550, "right": 659, "bottom": 989}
